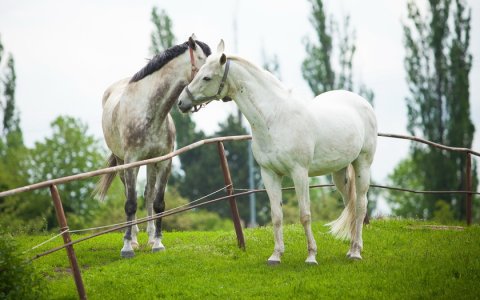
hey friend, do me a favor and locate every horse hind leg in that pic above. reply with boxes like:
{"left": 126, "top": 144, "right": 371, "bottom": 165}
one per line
{"left": 327, "top": 166, "right": 356, "bottom": 242}
{"left": 332, "top": 167, "right": 349, "bottom": 206}
{"left": 348, "top": 156, "right": 371, "bottom": 260}
{"left": 152, "top": 160, "right": 172, "bottom": 253}
{"left": 145, "top": 164, "right": 157, "bottom": 245}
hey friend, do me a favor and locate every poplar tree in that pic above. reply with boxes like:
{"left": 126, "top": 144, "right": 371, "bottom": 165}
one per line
{"left": 389, "top": 0, "right": 476, "bottom": 220}
{"left": 0, "top": 37, "right": 32, "bottom": 231}
{"left": 0, "top": 37, "right": 25, "bottom": 181}
{"left": 149, "top": 7, "right": 175, "bottom": 56}
{"left": 302, "top": 0, "right": 374, "bottom": 104}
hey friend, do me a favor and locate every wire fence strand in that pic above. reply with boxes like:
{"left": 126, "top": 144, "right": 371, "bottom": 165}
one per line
{"left": 23, "top": 229, "right": 69, "bottom": 254}
{"left": 69, "top": 184, "right": 232, "bottom": 233}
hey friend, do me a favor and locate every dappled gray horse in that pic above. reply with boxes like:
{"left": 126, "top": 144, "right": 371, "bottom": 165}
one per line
{"left": 94, "top": 35, "right": 211, "bottom": 258}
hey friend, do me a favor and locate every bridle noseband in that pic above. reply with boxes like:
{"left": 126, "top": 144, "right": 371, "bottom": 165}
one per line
{"left": 185, "top": 59, "right": 231, "bottom": 112}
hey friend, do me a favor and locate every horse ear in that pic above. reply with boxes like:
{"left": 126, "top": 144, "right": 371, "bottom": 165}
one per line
{"left": 220, "top": 53, "right": 227, "bottom": 65}
{"left": 190, "top": 33, "right": 197, "bottom": 40}
{"left": 217, "top": 39, "right": 225, "bottom": 53}
{"left": 188, "top": 36, "right": 196, "bottom": 50}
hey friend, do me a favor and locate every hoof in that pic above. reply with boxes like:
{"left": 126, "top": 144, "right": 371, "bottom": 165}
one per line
{"left": 148, "top": 240, "right": 155, "bottom": 246}
{"left": 152, "top": 246, "right": 166, "bottom": 253}
{"left": 305, "top": 259, "right": 318, "bottom": 265}
{"left": 131, "top": 241, "right": 139, "bottom": 249}
{"left": 267, "top": 259, "right": 281, "bottom": 266}
{"left": 347, "top": 253, "right": 362, "bottom": 260}
{"left": 121, "top": 250, "right": 135, "bottom": 258}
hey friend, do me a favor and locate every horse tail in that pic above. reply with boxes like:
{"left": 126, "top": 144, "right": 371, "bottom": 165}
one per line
{"left": 326, "top": 164, "right": 357, "bottom": 240}
{"left": 92, "top": 153, "right": 118, "bottom": 201}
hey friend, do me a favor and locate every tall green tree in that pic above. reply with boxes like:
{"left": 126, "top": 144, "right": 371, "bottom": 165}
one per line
{"left": 0, "top": 37, "right": 32, "bottom": 231}
{"left": 388, "top": 0, "right": 477, "bottom": 220}
{"left": 302, "top": 0, "right": 374, "bottom": 104}
{"left": 2, "top": 57, "right": 20, "bottom": 136}
{"left": 28, "top": 116, "right": 105, "bottom": 229}
{"left": 0, "top": 36, "right": 22, "bottom": 141}
{"left": 149, "top": 7, "right": 175, "bottom": 57}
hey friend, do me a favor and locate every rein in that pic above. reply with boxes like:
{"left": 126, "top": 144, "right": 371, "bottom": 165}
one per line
{"left": 185, "top": 58, "right": 231, "bottom": 112}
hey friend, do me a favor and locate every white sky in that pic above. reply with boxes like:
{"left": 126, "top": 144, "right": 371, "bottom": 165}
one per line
{"left": 1, "top": 0, "right": 479, "bottom": 205}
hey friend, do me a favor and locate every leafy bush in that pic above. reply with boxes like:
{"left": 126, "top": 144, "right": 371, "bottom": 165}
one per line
{"left": 0, "top": 233, "right": 46, "bottom": 299}
{"left": 433, "top": 200, "right": 455, "bottom": 224}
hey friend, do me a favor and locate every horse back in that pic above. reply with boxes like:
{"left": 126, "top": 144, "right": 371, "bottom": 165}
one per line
{"left": 311, "top": 90, "right": 377, "bottom": 140}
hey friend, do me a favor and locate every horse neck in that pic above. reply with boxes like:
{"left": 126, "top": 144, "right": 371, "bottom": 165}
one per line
{"left": 228, "top": 59, "right": 290, "bottom": 132}
{"left": 133, "top": 53, "right": 191, "bottom": 123}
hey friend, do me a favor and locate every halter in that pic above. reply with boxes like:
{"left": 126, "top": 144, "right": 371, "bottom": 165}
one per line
{"left": 185, "top": 58, "right": 231, "bottom": 112}
{"left": 188, "top": 46, "right": 199, "bottom": 80}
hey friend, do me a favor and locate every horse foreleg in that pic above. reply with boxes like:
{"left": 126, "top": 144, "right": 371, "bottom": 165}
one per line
{"left": 292, "top": 167, "right": 317, "bottom": 265}
{"left": 121, "top": 166, "right": 139, "bottom": 258}
{"left": 152, "top": 161, "right": 171, "bottom": 252}
{"left": 261, "top": 167, "right": 284, "bottom": 265}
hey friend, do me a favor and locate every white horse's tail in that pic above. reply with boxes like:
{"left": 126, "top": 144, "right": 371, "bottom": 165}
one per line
{"left": 326, "top": 164, "right": 357, "bottom": 240}
{"left": 92, "top": 153, "right": 118, "bottom": 201}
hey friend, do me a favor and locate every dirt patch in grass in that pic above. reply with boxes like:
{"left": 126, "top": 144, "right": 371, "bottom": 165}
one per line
{"left": 407, "top": 225, "right": 464, "bottom": 231}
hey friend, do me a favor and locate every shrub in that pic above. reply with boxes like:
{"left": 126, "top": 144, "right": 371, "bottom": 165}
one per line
{"left": 0, "top": 233, "right": 46, "bottom": 299}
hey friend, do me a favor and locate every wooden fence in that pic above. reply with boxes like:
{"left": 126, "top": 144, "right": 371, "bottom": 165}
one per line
{"left": 0, "top": 133, "right": 478, "bottom": 300}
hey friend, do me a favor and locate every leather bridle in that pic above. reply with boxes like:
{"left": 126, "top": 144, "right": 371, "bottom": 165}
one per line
{"left": 185, "top": 58, "right": 231, "bottom": 112}
{"left": 188, "top": 46, "right": 199, "bottom": 80}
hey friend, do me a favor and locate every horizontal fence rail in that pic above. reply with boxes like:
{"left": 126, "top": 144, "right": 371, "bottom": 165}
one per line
{"left": 378, "top": 133, "right": 480, "bottom": 156}
{"left": 0, "top": 135, "right": 251, "bottom": 198}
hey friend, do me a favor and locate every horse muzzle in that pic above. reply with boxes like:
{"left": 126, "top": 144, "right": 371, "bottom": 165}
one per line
{"left": 178, "top": 99, "right": 193, "bottom": 113}
{"left": 177, "top": 89, "right": 194, "bottom": 113}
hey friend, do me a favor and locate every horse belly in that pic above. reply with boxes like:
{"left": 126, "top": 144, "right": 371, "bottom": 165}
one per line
{"left": 307, "top": 108, "right": 365, "bottom": 176}
{"left": 121, "top": 115, "right": 175, "bottom": 161}
{"left": 308, "top": 147, "right": 360, "bottom": 176}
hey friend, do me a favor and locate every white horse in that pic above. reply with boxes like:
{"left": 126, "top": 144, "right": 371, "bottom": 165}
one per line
{"left": 177, "top": 40, "right": 377, "bottom": 264}
{"left": 94, "top": 35, "right": 211, "bottom": 258}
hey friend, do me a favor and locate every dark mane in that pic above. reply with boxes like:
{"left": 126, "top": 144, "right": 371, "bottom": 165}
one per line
{"left": 194, "top": 40, "right": 212, "bottom": 58}
{"left": 130, "top": 40, "right": 212, "bottom": 83}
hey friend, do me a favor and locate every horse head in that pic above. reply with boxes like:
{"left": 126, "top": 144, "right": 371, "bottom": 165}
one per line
{"left": 178, "top": 39, "right": 232, "bottom": 113}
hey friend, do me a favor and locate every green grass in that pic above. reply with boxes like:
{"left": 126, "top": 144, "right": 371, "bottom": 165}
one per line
{"left": 15, "top": 220, "right": 480, "bottom": 299}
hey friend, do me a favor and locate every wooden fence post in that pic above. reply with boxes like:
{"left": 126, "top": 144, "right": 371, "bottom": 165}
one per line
{"left": 217, "top": 142, "right": 246, "bottom": 249}
{"left": 465, "top": 153, "right": 472, "bottom": 226}
{"left": 50, "top": 185, "right": 87, "bottom": 300}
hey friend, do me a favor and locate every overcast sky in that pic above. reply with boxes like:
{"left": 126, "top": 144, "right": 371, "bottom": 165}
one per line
{"left": 1, "top": 0, "right": 479, "bottom": 205}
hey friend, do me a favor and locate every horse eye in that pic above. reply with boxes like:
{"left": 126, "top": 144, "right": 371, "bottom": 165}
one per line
{"left": 203, "top": 76, "right": 211, "bottom": 81}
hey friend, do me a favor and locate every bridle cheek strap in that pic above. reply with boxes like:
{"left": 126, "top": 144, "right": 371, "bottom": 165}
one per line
{"left": 185, "top": 58, "right": 231, "bottom": 112}
{"left": 189, "top": 47, "right": 199, "bottom": 80}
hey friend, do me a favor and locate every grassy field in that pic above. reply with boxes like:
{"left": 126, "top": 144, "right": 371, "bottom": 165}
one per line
{"left": 15, "top": 220, "right": 480, "bottom": 299}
